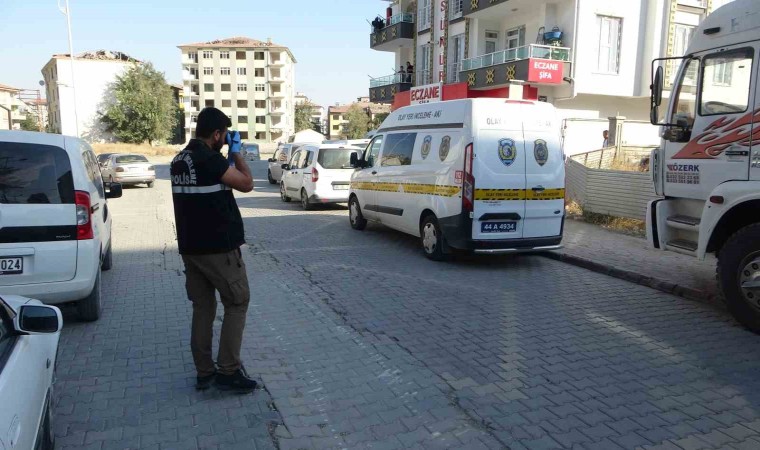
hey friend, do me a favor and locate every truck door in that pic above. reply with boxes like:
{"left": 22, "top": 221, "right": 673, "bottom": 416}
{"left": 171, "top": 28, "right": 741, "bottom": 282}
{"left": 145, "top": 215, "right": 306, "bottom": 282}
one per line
{"left": 750, "top": 46, "right": 760, "bottom": 181}
{"left": 663, "top": 46, "right": 755, "bottom": 199}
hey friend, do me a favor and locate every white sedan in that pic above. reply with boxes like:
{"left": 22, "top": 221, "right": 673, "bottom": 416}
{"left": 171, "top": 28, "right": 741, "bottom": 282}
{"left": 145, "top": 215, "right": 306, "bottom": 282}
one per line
{"left": 0, "top": 296, "right": 62, "bottom": 450}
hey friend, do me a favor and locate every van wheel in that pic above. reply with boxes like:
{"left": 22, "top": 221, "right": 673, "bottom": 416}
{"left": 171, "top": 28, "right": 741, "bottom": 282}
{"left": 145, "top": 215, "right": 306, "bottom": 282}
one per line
{"left": 147, "top": 181, "right": 155, "bottom": 188}
{"left": 718, "top": 224, "right": 760, "bottom": 333}
{"left": 101, "top": 241, "right": 113, "bottom": 271}
{"left": 301, "top": 189, "right": 313, "bottom": 211}
{"left": 77, "top": 271, "right": 102, "bottom": 322}
{"left": 268, "top": 170, "right": 276, "bottom": 184}
{"left": 280, "top": 183, "right": 291, "bottom": 202}
{"left": 349, "top": 196, "right": 367, "bottom": 231}
{"left": 421, "top": 215, "right": 446, "bottom": 261}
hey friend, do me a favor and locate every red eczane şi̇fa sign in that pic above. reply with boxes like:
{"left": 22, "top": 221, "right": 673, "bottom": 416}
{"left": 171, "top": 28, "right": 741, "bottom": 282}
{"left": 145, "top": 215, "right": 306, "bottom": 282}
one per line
{"left": 410, "top": 83, "right": 442, "bottom": 105}
{"left": 527, "top": 58, "right": 563, "bottom": 84}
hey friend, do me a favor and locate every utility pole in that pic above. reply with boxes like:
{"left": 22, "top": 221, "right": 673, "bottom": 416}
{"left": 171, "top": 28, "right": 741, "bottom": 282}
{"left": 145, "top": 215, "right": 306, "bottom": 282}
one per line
{"left": 59, "top": 0, "right": 79, "bottom": 137}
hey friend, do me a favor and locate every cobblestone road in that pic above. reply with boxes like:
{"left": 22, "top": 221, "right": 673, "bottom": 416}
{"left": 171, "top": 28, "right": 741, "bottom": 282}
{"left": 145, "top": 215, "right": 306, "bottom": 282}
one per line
{"left": 54, "top": 161, "right": 760, "bottom": 450}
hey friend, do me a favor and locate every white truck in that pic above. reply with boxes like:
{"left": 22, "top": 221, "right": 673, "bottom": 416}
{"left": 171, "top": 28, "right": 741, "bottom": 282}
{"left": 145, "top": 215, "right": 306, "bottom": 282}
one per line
{"left": 648, "top": 0, "right": 760, "bottom": 331}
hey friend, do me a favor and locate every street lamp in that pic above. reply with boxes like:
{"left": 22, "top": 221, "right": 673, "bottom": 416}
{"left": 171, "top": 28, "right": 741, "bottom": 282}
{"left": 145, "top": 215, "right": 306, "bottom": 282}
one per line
{"left": 58, "top": 0, "right": 79, "bottom": 137}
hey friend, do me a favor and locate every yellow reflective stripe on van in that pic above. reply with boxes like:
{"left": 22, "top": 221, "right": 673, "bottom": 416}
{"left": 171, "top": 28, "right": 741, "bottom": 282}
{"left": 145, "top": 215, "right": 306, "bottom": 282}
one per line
{"left": 351, "top": 182, "right": 461, "bottom": 197}
{"left": 474, "top": 188, "right": 565, "bottom": 201}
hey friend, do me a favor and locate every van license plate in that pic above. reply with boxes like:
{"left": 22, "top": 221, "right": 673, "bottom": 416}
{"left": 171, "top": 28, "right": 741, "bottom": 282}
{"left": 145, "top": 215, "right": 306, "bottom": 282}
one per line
{"left": 481, "top": 222, "right": 517, "bottom": 233}
{"left": 333, "top": 185, "right": 349, "bottom": 190}
{"left": 0, "top": 257, "right": 23, "bottom": 275}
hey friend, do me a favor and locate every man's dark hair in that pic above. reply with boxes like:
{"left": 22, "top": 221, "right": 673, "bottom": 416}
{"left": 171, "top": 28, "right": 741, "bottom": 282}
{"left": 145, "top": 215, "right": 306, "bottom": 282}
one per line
{"left": 196, "top": 107, "right": 232, "bottom": 138}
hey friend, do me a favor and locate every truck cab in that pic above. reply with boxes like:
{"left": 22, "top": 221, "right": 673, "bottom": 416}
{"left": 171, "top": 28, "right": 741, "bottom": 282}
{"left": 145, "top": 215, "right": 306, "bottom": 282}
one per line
{"left": 648, "top": 0, "right": 760, "bottom": 331}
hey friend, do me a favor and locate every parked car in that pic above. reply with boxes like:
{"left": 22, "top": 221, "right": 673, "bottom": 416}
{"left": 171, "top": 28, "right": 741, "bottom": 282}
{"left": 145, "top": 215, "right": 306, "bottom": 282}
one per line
{"left": 267, "top": 143, "right": 303, "bottom": 184}
{"left": 99, "top": 153, "right": 156, "bottom": 188}
{"left": 0, "top": 131, "right": 123, "bottom": 321}
{"left": 0, "top": 295, "right": 63, "bottom": 450}
{"left": 280, "top": 144, "right": 361, "bottom": 210}
{"left": 96, "top": 153, "right": 114, "bottom": 166}
{"left": 241, "top": 142, "right": 260, "bottom": 161}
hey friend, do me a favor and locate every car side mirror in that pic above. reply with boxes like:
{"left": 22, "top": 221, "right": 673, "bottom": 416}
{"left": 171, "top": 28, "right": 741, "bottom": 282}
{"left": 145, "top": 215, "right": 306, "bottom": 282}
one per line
{"left": 15, "top": 304, "right": 62, "bottom": 334}
{"left": 105, "top": 182, "right": 123, "bottom": 199}
{"left": 281, "top": 164, "right": 290, "bottom": 170}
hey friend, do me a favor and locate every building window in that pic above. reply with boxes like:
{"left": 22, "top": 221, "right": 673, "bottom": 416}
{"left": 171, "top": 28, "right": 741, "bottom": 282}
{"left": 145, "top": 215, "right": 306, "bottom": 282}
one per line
{"left": 418, "top": 44, "right": 432, "bottom": 85}
{"left": 256, "top": 116, "right": 266, "bottom": 124}
{"left": 236, "top": 51, "right": 246, "bottom": 60}
{"left": 205, "top": 100, "right": 214, "bottom": 108}
{"left": 450, "top": 0, "right": 464, "bottom": 19}
{"left": 485, "top": 31, "right": 498, "bottom": 54}
{"left": 202, "top": 50, "right": 213, "bottom": 59}
{"left": 254, "top": 84, "right": 266, "bottom": 92}
{"left": 221, "top": 84, "right": 231, "bottom": 92}
{"left": 254, "top": 52, "right": 265, "bottom": 61}
{"left": 239, "top": 131, "right": 249, "bottom": 139}
{"left": 188, "top": 52, "right": 198, "bottom": 62}
{"left": 191, "top": 100, "right": 199, "bottom": 109}
{"left": 418, "top": 0, "right": 432, "bottom": 31}
{"left": 221, "top": 67, "right": 231, "bottom": 75}
{"left": 204, "top": 83, "right": 214, "bottom": 92}
{"left": 222, "top": 100, "right": 231, "bottom": 108}
{"left": 381, "top": 133, "right": 416, "bottom": 166}
{"left": 237, "top": 67, "right": 247, "bottom": 76}
{"left": 255, "top": 132, "right": 265, "bottom": 140}
{"left": 238, "top": 84, "right": 248, "bottom": 92}
{"left": 255, "top": 100, "right": 266, "bottom": 109}
{"left": 238, "top": 100, "right": 248, "bottom": 108}
{"left": 254, "top": 68, "right": 265, "bottom": 77}
{"left": 333, "top": 125, "right": 339, "bottom": 131}
{"left": 332, "top": 114, "right": 340, "bottom": 121}
{"left": 220, "top": 51, "right": 230, "bottom": 59}
{"left": 203, "top": 67, "right": 213, "bottom": 75}
{"left": 506, "top": 26, "right": 526, "bottom": 54}
{"left": 191, "top": 114, "right": 198, "bottom": 123}
{"left": 238, "top": 115, "right": 248, "bottom": 123}
{"left": 596, "top": 15, "right": 622, "bottom": 74}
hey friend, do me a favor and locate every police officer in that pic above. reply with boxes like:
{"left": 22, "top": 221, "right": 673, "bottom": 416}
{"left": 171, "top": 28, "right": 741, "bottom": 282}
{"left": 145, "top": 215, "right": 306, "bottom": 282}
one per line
{"left": 170, "top": 107, "right": 255, "bottom": 392}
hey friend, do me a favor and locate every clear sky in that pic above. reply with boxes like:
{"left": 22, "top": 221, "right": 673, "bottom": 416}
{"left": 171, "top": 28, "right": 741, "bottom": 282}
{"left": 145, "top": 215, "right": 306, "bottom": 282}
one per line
{"left": 0, "top": 0, "right": 394, "bottom": 108}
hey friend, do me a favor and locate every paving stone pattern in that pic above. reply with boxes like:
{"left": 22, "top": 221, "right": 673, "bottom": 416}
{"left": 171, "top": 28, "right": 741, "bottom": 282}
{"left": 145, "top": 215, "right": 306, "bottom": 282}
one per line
{"left": 54, "top": 161, "right": 760, "bottom": 449}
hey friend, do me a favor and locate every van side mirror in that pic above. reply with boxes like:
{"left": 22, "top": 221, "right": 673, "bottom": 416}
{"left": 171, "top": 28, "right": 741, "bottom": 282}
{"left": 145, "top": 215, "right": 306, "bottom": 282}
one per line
{"left": 281, "top": 163, "right": 290, "bottom": 170}
{"left": 105, "top": 182, "right": 123, "bottom": 199}
{"left": 15, "top": 304, "right": 62, "bottom": 334}
{"left": 350, "top": 152, "right": 359, "bottom": 167}
{"left": 650, "top": 65, "right": 664, "bottom": 125}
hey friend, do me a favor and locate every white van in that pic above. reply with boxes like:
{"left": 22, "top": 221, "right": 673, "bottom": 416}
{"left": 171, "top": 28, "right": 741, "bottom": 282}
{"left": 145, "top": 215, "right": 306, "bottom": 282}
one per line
{"left": 280, "top": 144, "right": 361, "bottom": 209}
{"left": 348, "top": 98, "right": 565, "bottom": 260}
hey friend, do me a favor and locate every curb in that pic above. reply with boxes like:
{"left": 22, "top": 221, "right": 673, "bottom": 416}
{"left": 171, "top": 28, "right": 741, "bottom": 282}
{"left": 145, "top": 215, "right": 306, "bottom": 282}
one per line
{"left": 542, "top": 251, "right": 722, "bottom": 307}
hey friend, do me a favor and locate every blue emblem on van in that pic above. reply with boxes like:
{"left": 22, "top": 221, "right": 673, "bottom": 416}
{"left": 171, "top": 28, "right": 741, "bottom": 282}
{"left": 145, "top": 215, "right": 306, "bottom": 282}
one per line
{"left": 421, "top": 135, "right": 432, "bottom": 159}
{"left": 498, "top": 138, "right": 517, "bottom": 166}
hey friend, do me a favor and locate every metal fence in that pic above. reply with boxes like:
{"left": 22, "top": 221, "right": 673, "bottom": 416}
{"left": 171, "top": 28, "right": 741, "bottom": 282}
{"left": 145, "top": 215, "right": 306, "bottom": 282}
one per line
{"left": 566, "top": 149, "right": 660, "bottom": 220}
{"left": 461, "top": 44, "right": 571, "bottom": 71}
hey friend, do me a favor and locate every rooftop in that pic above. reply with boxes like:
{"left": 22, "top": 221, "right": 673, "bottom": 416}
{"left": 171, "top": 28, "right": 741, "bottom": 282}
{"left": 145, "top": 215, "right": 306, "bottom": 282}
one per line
{"left": 178, "top": 37, "right": 296, "bottom": 61}
{"left": 52, "top": 50, "right": 141, "bottom": 63}
{"left": 329, "top": 101, "right": 390, "bottom": 115}
{"left": 0, "top": 83, "right": 21, "bottom": 93}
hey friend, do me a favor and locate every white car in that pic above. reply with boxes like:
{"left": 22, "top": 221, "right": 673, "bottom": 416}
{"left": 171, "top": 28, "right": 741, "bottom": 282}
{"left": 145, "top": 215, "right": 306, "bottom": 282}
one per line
{"left": 0, "top": 295, "right": 62, "bottom": 450}
{"left": 280, "top": 144, "right": 361, "bottom": 210}
{"left": 0, "top": 131, "right": 123, "bottom": 321}
{"left": 267, "top": 143, "right": 304, "bottom": 184}
{"left": 98, "top": 153, "right": 156, "bottom": 188}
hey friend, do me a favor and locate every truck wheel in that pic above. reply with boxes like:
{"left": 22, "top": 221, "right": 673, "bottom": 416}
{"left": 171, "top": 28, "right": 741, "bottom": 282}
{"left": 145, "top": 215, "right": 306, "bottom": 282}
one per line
{"left": 268, "top": 170, "right": 276, "bottom": 185}
{"left": 718, "top": 224, "right": 760, "bottom": 333}
{"left": 420, "top": 214, "right": 447, "bottom": 261}
{"left": 349, "top": 196, "right": 367, "bottom": 231}
{"left": 77, "top": 271, "right": 102, "bottom": 322}
{"left": 301, "top": 189, "right": 313, "bottom": 211}
{"left": 101, "top": 240, "right": 113, "bottom": 271}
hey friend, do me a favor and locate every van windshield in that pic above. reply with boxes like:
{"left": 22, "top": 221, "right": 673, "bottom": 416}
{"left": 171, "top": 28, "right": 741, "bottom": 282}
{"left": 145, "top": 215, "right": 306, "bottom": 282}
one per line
{"left": 0, "top": 143, "right": 75, "bottom": 204}
{"left": 116, "top": 155, "right": 149, "bottom": 163}
{"left": 318, "top": 149, "right": 358, "bottom": 169}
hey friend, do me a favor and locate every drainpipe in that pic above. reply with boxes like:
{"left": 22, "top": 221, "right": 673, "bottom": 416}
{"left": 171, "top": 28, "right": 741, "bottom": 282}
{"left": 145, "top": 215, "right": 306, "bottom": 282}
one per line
{"left": 554, "top": 0, "right": 580, "bottom": 102}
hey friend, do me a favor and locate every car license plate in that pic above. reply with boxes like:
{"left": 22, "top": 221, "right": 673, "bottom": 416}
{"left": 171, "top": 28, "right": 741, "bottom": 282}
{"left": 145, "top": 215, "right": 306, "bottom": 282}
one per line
{"left": 481, "top": 221, "right": 517, "bottom": 233}
{"left": 0, "top": 257, "right": 23, "bottom": 275}
{"left": 333, "top": 184, "right": 349, "bottom": 190}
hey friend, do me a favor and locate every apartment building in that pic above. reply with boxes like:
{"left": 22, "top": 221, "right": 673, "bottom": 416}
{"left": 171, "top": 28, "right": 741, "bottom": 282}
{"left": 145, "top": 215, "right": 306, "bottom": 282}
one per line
{"left": 295, "top": 92, "right": 326, "bottom": 134}
{"left": 368, "top": 0, "right": 736, "bottom": 154}
{"left": 327, "top": 98, "right": 390, "bottom": 140}
{"left": 0, "top": 83, "right": 22, "bottom": 130}
{"left": 178, "top": 37, "right": 296, "bottom": 143}
{"left": 41, "top": 50, "right": 140, "bottom": 139}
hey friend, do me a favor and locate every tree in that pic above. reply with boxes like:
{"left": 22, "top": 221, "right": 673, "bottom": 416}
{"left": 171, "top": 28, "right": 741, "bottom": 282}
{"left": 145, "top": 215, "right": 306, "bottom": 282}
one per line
{"left": 100, "top": 63, "right": 177, "bottom": 145}
{"left": 371, "top": 112, "right": 389, "bottom": 129}
{"left": 20, "top": 114, "right": 41, "bottom": 132}
{"left": 343, "top": 105, "right": 372, "bottom": 139}
{"left": 294, "top": 101, "right": 315, "bottom": 133}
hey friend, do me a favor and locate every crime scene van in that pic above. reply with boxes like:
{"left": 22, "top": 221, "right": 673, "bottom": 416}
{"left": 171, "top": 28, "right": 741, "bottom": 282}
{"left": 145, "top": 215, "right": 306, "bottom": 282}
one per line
{"left": 348, "top": 98, "right": 565, "bottom": 260}
{"left": 647, "top": 0, "right": 760, "bottom": 332}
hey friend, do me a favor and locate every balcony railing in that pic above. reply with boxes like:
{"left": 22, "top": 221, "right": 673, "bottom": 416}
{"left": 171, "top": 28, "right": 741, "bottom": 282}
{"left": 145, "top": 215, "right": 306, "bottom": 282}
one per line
{"left": 416, "top": 70, "right": 432, "bottom": 86}
{"left": 461, "top": 44, "right": 571, "bottom": 71}
{"left": 370, "top": 12, "right": 414, "bottom": 32}
{"left": 370, "top": 73, "right": 412, "bottom": 88}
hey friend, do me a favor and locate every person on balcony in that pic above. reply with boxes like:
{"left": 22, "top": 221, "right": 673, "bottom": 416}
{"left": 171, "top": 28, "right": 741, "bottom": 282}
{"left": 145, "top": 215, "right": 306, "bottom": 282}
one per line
{"left": 372, "top": 16, "right": 384, "bottom": 33}
{"left": 406, "top": 62, "right": 414, "bottom": 83}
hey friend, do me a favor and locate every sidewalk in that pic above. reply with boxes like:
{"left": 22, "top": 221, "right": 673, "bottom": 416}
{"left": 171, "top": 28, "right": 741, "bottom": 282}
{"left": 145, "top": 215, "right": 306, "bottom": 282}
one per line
{"left": 547, "top": 219, "right": 722, "bottom": 304}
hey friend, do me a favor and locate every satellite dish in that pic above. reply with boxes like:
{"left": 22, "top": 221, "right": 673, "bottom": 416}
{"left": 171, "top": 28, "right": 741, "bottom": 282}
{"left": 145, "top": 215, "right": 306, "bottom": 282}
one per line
{"left": 39, "top": 80, "right": 45, "bottom": 86}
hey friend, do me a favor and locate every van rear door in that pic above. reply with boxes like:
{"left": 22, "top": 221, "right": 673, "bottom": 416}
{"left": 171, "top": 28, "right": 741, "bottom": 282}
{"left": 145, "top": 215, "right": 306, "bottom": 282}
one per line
{"left": 0, "top": 141, "right": 78, "bottom": 285}
{"left": 523, "top": 107, "right": 564, "bottom": 238}
{"left": 472, "top": 118, "right": 526, "bottom": 240}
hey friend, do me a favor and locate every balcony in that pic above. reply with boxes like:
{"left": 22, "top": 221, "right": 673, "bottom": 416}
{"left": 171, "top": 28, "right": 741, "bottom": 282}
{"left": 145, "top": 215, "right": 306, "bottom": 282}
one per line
{"left": 370, "top": 13, "right": 415, "bottom": 52}
{"left": 368, "top": 73, "right": 413, "bottom": 104}
{"left": 463, "top": 0, "right": 510, "bottom": 17}
{"left": 269, "top": 89, "right": 285, "bottom": 99}
{"left": 269, "top": 54, "right": 286, "bottom": 66}
{"left": 459, "top": 44, "right": 571, "bottom": 89}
